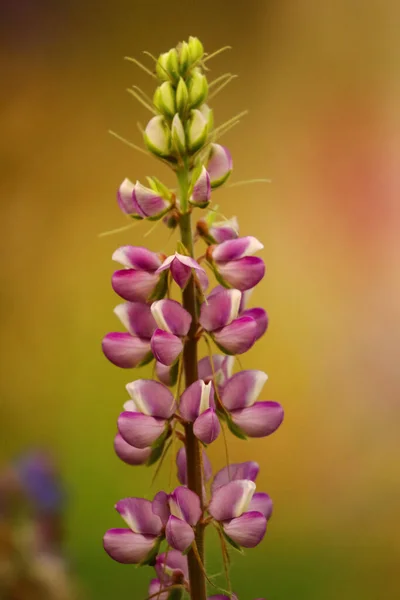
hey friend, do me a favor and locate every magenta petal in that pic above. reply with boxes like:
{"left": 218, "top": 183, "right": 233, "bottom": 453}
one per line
{"left": 115, "top": 498, "right": 162, "bottom": 535}
{"left": 165, "top": 515, "right": 194, "bottom": 552}
{"left": 213, "top": 316, "right": 257, "bottom": 355}
{"left": 200, "top": 289, "right": 241, "bottom": 331}
{"left": 155, "top": 361, "right": 174, "bottom": 386}
{"left": 209, "top": 216, "right": 239, "bottom": 243}
{"left": 155, "top": 549, "right": 189, "bottom": 583}
{"left": 152, "top": 491, "right": 170, "bottom": 527}
{"left": 207, "top": 144, "right": 232, "bottom": 188}
{"left": 112, "top": 246, "right": 162, "bottom": 271}
{"left": 209, "top": 480, "right": 256, "bottom": 521}
{"left": 211, "top": 461, "right": 260, "bottom": 494}
{"left": 151, "top": 329, "right": 183, "bottom": 366}
{"left": 231, "top": 401, "right": 284, "bottom": 438}
{"left": 114, "top": 302, "right": 157, "bottom": 339}
{"left": 170, "top": 258, "right": 192, "bottom": 288}
{"left": 241, "top": 307, "right": 268, "bottom": 340}
{"left": 169, "top": 486, "right": 201, "bottom": 526}
{"left": 125, "top": 379, "right": 176, "bottom": 419}
{"left": 117, "top": 179, "right": 137, "bottom": 215}
{"left": 222, "top": 511, "right": 267, "bottom": 548}
{"left": 222, "top": 370, "right": 268, "bottom": 411}
{"left": 114, "top": 434, "right": 151, "bottom": 466}
{"left": 176, "top": 447, "right": 212, "bottom": 485}
{"left": 151, "top": 299, "right": 192, "bottom": 336}
{"left": 217, "top": 257, "right": 265, "bottom": 291}
{"left": 179, "top": 380, "right": 214, "bottom": 422}
{"left": 103, "top": 529, "right": 156, "bottom": 563}
{"left": 198, "top": 354, "right": 234, "bottom": 386}
{"left": 212, "top": 236, "right": 263, "bottom": 262}
{"left": 102, "top": 333, "right": 151, "bottom": 368}
{"left": 193, "top": 409, "right": 220, "bottom": 444}
{"left": 191, "top": 166, "right": 211, "bottom": 205}
{"left": 112, "top": 270, "right": 159, "bottom": 303}
{"left": 134, "top": 182, "right": 169, "bottom": 217}
{"left": 148, "top": 580, "right": 168, "bottom": 600}
{"left": 248, "top": 492, "right": 273, "bottom": 520}
{"left": 118, "top": 412, "right": 166, "bottom": 449}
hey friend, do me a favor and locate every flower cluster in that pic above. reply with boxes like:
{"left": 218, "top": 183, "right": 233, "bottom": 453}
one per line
{"left": 101, "top": 37, "right": 283, "bottom": 600}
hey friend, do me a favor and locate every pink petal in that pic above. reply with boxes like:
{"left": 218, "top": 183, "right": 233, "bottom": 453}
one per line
{"left": 133, "top": 182, "right": 170, "bottom": 217}
{"left": 155, "top": 361, "right": 178, "bottom": 386}
{"left": 165, "top": 515, "right": 194, "bottom": 552}
{"left": 169, "top": 486, "right": 201, "bottom": 526}
{"left": 118, "top": 412, "right": 166, "bottom": 449}
{"left": 125, "top": 379, "right": 176, "bottom": 419}
{"left": 191, "top": 166, "right": 211, "bottom": 205}
{"left": 222, "top": 511, "right": 267, "bottom": 548}
{"left": 103, "top": 529, "right": 156, "bottom": 563}
{"left": 193, "top": 409, "right": 220, "bottom": 444}
{"left": 112, "top": 246, "right": 162, "bottom": 271}
{"left": 117, "top": 179, "right": 138, "bottom": 215}
{"left": 170, "top": 258, "right": 192, "bottom": 289}
{"left": 102, "top": 333, "right": 151, "bottom": 368}
{"left": 248, "top": 492, "right": 273, "bottom": 520}
{"left": 222, "top": 370, "right": 268, "bottom": 411}
{"left": 155, "top": 549, "right": 189, "bottom": 584}
{"left": 211, "top": 461, "right": 259, "bottom": 494}
{"left": 200, "top": 289, "right": 241, "bottom": 331}
{"left": 176, "top": 447, "right": 212, "bottom": 485}
{"left": 151, "top": 299, "right": 192, "bottom": 336}
{"left": 213, "top": 316, "right": 257, "bottom": 355}
{"left": 209, "top": 480, "right": 256, "bottom": 521}
{"left": 179, "top": 380, "right": 214, "bottom": 422}
{"left": 111, "top": 270, "right": 159, "bottom": 302}
{"left": 217, "top": 256, "right": 265, "bottom": 291}
{"left": 115, "top": 498, "right": 162, "bottom": 535}
{"left": 241, "top": 307, "right": 268, "bottom": 340}
{"left": 209, "top": 216, "right": 239, "bottom": 243}
{"left": 198, "top": 354, "right": 234, "bottom": 386}
{"left": 207, "top": 144, "right": 232, "bottom": 188}
{"left": 148, "top": 580, "right": 169, "bottom": 600}
{"left": 114, "top": 302, "right": 157, "bottom": 339}
{"left": 151, "top": 329, "right": 183, "bottom": 366}
{"left": 231, "top": 401, "right": 284, "bottom": 438}
{"left": 113, "top": 434, "right": 151, "bottom": 466}
{"left": 212, "top": 236, "right": 263, "bottom": 262}
{"left": 152, "top": 491, "right": 170, "bottom": 527}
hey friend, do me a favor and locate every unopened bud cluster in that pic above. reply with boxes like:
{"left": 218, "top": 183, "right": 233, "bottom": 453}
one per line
{"left": 102, "top": 38, "right": 283, "bottom": 600}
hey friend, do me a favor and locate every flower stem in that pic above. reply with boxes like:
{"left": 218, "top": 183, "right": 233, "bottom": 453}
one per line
{"left": 178, "top": 171, "right": 207, "bottom": 600}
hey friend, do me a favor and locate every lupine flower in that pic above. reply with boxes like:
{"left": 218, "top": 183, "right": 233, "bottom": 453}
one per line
{"left": 190, "top": 165, "right": 211, "bottom": 207}
{"left": 176, "top": 447, "right": 213, "bottom": 485}
{"left": 148, "top": 550, "right": 189, "bottom": 600}
{"left": 179, "top": 380, "right": 220, "bottom": 444}
{"left": 144, "top": 115, "right": 172, "bottom": 157}
{"left": 206, "top": 143, "right": 232, "bottom": 188}
{"left": 15, "top": 452, "right": 64, "bottom": 515}
{"left": 210, "top": 285, "right": 268, "bottom": 342}
{"left": 209, "top": 216, "right": 239, "bottom": 243}
{"left": 209, "top": 480, "right": 268, "bottom": 548}
{"left": 153, "top": 487, "right": 201, "bottom": 552}
{"left": 156, "top": 252, "right": 208, "bottom": 290}
{"left": 221, "top": 370, "right": 284, "bottom": 438}
{"left": 200, "top": 289, "right": 258, "bottom": 355}
{"left": 117, "top": 179, "right": 170, "bottom": 219}
{"left": 117, "top": 380, "right": 176, "bottom": 449}
{"left": 103, "top": 498, "right": 163, "bottom": 564}
{"left": 111, "top": 246, "right": 166, "bottom": 303}
{"left": 198, "top": 354, "right": 235, "bottom": 387}
{"left": 209, "top": 236, "right": 265, "bottom": 291}
{"left": 102, "top": 302, "right": 156, "bottom": 368}
{"left": 150, "top": 299, "right": 192, "bottom": 365}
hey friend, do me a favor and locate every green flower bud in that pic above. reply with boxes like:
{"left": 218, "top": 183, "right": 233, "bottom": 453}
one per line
{"left": 156, "top": 52, "right": 170, "bottom": 81}
{"left": 186, "top": 109, "right": 208, "bottom": 153}
{"left": 154, "top": 81, "right": 176, "bottom": 118}
{"left": 171, "top": 114, "right": 186, "bottom": 156}
{"left": 199, "top": 104, "right": 214, "bottom": 130}
{"left": 144, "top": 115, "right": 171, "bottom": 157}
{"left": 188, "top": 70, "right": 208, "bottom": 109}
{"left": 146, "top": 176, "right": 173, "bottom": 201}
{"left": 176, "top": 78, "right": 189, "bottom": 116}
{"left": 179, "top": 41, "right": 190, "bottom": 75}
{"left": 156, "top": 48, "right": 180, "bottom": 83}
{"left": 188, "top": 36, "right": 204, "bottom": 64}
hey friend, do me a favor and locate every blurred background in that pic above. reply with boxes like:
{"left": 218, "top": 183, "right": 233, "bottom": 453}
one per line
{"left": 1, "top": 0, "right": 400, "bottom": 598}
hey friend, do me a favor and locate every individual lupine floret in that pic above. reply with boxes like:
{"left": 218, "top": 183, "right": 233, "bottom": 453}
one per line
{"left": 113, "top": 433, "right": 151, "bottom": 466}
{"left": 198, "top": 354, "right": 235, "bottom": 386}
{"left": 186, "top": 109, "right": 208, "bottom": 152}
{"left": 156, "top": 252, "right": 209, "bottom": 290}
{"left": 153, "top": 487, "right": 202, "bottom": 552}
{"left": 149, "top": 550, "right": 189, "bottom": 600}
{"left": 179, "top": 380, "right": 220, "bottom": 444}
{"left": 103, "top": 497, "right": 163, "bottom": 564}
{"left": 197, "top": 214, "right": 239, "bottom": 244}
{"left": 144, "top": 115, "right": 172, "bottom": 158}
{"left": 208, "top": 236, "right": 265, "bottom": 291}
{"left": 189, "top": 165, "right": 211, "bottom": 208}
{"left": 117, "top": 178, "right": 171, "bottom": 219}
{"left": 117, "top": 380, "right": 176, "bottom": 449}
{"left": 208, "top": 480, "right": 268, "bottom": 548}
{"left": 206, "top": 143, "right": 232, "bottom": 188}
{"left": 199, "top": 289, "right": 258, "bottom": 355}
{"left": 150, "top": 299, "right": 192, "bottom": 365}
{"left": 176, "top": 447, "right": 213, "bottom": 485}
{"left": 111, "top": 245, "right": 166, "bottom": 303}
{"left": 102, "top": 302, "right": 156, "bottom": 368}
{"left": 221, "top": 370, "right": 284, "bottom": 438}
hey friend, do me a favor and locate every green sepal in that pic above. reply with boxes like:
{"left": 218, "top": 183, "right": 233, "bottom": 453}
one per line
{"left": 138, "top": 537, "right": 162, "bottom": 566}
{"left": 221, "top": 529, "right": 244, "bottom": 554}
{"left": 225, "top": 414, "right": 248, "bottom": 440}
{"left": 149, "top": 270, "right": 169, "bottom": 302}
{"left": 138, "top": 352, "right": 155, "bottom": 368}
{"left": 146, "top": 427, "right": 171, "bottom": 466}
{"left": 146, "top": 176, "right": 173, "bottom": 200}
{"left": 168, "top": 589, "right": 184, "bottom": 600}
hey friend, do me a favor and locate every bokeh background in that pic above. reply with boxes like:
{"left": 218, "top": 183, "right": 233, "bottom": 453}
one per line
{"left": 1, "top": 0, "right": 400, "bottom": 598}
